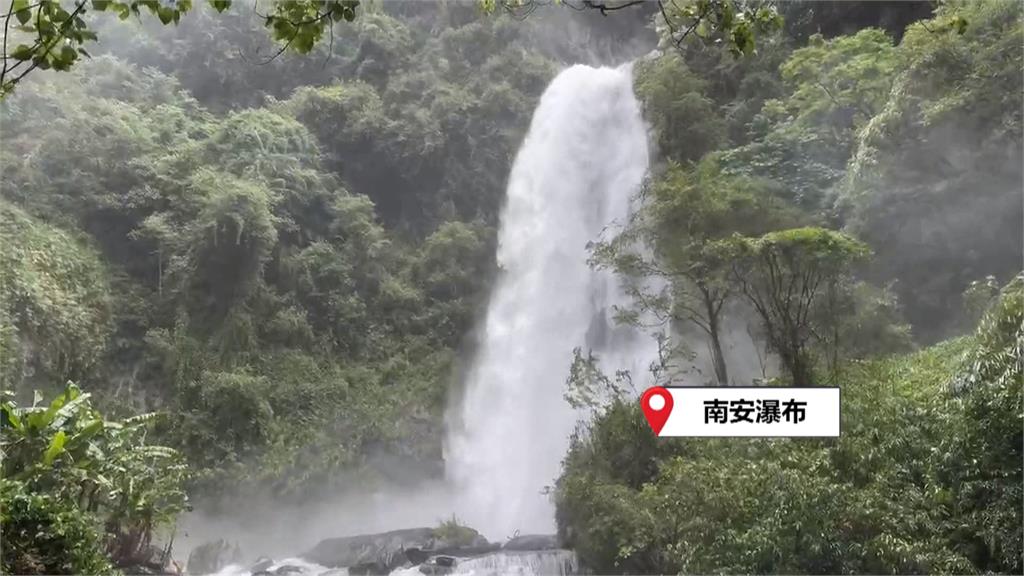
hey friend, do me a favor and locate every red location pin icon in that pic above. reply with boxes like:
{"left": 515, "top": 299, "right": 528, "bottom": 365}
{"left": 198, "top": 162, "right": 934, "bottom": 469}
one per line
{"left": 641, "top": 386, "right": 673, "bottom": 436}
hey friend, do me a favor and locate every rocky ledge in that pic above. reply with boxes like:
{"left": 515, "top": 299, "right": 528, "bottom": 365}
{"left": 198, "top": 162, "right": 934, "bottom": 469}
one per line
{"left": 186, "top": 528, "right": 576, "bottom": 575}
{"left": 299, "top": 528, "right": 568, "bottom": 574}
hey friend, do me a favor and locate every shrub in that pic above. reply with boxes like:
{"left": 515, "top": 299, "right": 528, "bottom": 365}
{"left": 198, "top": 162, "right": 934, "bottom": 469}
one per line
{"left": 0, "top": 480, "right": 114, "bottom": 575}
{"left": 1, "top": 383, "right": 189, "bottom": 572}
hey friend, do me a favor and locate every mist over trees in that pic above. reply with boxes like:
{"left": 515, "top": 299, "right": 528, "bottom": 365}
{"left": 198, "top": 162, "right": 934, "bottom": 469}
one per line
{"left": 1, "top": 5, "right": 567, "bottom": 570}
{"left": 561, "top": 1, "right": 1022, "bottom": 574}
{"left": 1, "top": 0, "right": 1021, "bottom": 574}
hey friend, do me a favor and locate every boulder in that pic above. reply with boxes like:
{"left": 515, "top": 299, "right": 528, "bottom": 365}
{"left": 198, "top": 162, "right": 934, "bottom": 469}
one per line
{"left": 502, "top": 534, "right": 560, "bottom": 551}
{"left": 186, "top": 539, "right": 242, "bottom": 574}
{"left": 404, "top": 543, "right": 501, "bottom": 566}
{"left": 302, "top": 528, "right": 433, "bottom": 571}
{"left": 302, "top": 527, "right": 492, "bottom": 572}
{"left": 248, "top": 557, "right": 274, "bottom": 574}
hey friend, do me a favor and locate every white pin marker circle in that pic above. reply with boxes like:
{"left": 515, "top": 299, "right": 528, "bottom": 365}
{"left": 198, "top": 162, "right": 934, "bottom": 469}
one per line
{"left": 649, "top": 393, "right": 666, "bottom": 411}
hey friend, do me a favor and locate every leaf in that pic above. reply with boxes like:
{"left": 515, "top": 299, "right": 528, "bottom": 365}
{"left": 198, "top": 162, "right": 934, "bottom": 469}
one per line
{"left": 15, "top": 8, "right": 31, "bottom": 25}
{"left": 209, "top": 0, "right": 230, "bottom": 12}
{"left": 55, "top": 45, "right": 78, "bottom": 71}
{"left": 123, "top": 412, "right": 159, "bottom": 425}
{"left": 43, "top": 430, "right": 67, "bottom": 465}
{"left": 41, "top": 388, "right": 72, "bottom": 424}
{"left": 136, "top": 445, "right": 178, "bottom": 459}
{"left": 22, "top": 407, "right": 47, "bottom": 430}
{"left": 50, "top": 392, "right": 92, "bottom": 430}
{"left": 157, "top": 6, "right": 174, "bottom": 24}
{"left": 68, "top": 419, "right": 104, "bottom": 446}
{"left": 1, "top": 403, "right": 21, "bottom": 431}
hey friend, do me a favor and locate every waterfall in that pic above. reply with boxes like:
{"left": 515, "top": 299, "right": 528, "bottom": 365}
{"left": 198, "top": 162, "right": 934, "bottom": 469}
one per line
{"left": 199, "top": 64, "right": 653, "bottom": 576}
{"left": 216, "top": 550, "right": 580, "bottom": 576}
{"left": 445, "top": 64, "right": 657, "bottom": 541}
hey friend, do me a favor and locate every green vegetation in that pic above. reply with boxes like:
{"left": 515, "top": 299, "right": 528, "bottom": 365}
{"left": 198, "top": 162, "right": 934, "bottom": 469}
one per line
{"left": 561, "top": 1, "right": 1022, "bottom": 574}
{"left": 558, "top": 279, "right": 1022, "bottom": 574}
{"left": 0, "top": 0, "right": 361, "bottom": 97}
{"left": 842, "top": 0, "right": 1024, "bottom": 338}
{"left": 720, "top": 227, "right": 871, "bottom": 386}
{"left": 432, "top": 516, "right": 484, "bottom": 548}
{"left": 491, "top": 0, "right": 783, "bottom": 57}
{"left": 1, "top": 0, "right": 1021, "bottom": 573}
{"left": 1, "top": 5, "right": 554, "bottom": 509}
{"left": 0, "top": 202, "right": 112, "bottom": 388}
{"left": 2, "top": 384, "right": 188, "bottom": 574}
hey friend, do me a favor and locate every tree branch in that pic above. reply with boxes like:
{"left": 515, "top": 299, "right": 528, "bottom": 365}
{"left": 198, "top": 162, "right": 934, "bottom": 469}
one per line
{"left": 580, "top": 0, "right": 647, "bottom": 16}
{"left": 3, "top": 1, "right": 88, "bottom": 94}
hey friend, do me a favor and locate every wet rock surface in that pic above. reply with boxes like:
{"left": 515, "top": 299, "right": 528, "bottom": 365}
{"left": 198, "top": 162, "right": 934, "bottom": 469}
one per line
{"left": 301, "top": 526, "right": 495, "bottom": 573}
{"left": 502, "top": 534, "right": 560, "bottom": 551}
{"left": 207, "top": 529, "right": 576, "bottom": 575}
{"left": 403, "top": 543, "right": 501, "bottom": 566}
{"left": 188, "top": 539, "right": 243, "bottom": 574}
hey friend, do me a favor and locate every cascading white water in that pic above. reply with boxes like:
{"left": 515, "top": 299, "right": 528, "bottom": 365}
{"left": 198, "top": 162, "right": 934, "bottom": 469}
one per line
{"left": 199, "top": 64, "right": 656, "bottom": 576}
{"left": 446, "top": 64, "right": 657, "bottom": 541}
{"left": 216, "top": 550, "right": 579, "bottom": 576}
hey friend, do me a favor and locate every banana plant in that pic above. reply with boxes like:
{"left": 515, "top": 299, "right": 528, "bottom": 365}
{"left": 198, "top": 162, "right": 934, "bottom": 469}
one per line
{"left": 1, "top": 382, "right": 189, "bottom": 566}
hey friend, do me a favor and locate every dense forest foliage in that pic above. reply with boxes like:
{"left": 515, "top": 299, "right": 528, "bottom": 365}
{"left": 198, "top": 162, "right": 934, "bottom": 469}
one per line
{"left": 1, "top": 4, "right": 572, "bottom": 571}
{"left": 1, "top": 0, "right": 1021, "bottom": 574}
{"left": 2, "top": 1, "right": 560, "bottom": 493}
{"left": 559, "top": 0, "right": 1023, "bottom": 574}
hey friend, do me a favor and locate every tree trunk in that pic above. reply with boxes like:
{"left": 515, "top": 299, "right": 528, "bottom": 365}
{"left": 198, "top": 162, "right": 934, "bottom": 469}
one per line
{"left": 702, "top": 288, "right": 729, "bottom": 385}
{"left": 790, "top": 352, "right": 812, "bottom": 387}
{"left": 775, "top": 326, "right": 812, "bottom": 387}
{"left": 708, "top": 317, "right": 729, "bottom": 385}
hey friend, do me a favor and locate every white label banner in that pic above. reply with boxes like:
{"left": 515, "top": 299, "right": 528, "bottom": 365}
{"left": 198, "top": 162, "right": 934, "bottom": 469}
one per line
{"left": 651, "top": 387, "right": 840, "bottom": 437}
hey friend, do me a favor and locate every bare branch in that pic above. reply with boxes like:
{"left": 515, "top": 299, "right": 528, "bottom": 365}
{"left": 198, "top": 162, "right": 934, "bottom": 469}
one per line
{"left": 580, "top": 0, "right": 647, "bottom": 16}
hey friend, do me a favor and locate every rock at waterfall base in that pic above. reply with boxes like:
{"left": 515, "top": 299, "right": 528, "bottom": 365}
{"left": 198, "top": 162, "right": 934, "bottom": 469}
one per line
{"left": 502, "top": 534, "right": 561, "bottom": 551}
{"left": 187, "top": 539, "right": 243, "bottom": 574}
{"left": 301, "top": 526, "right": 490, "bottom": 573}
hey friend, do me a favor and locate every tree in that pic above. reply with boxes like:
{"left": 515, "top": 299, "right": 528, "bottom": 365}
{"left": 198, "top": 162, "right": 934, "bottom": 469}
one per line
{"left": 0, "top": 0, "right": 360, "bottom": 97}
{"left": 943, "top": 274, "right": 1023, "bottom": 574}
{"left": 593, "top": 161, "right": 802, "bottom": 384}
{"left": 653, "top": 0, "right": 783, "bottom": 56}
{"left": 715, "top": 27, "right": 898, "bottom": 213}
{"left": 840, "top": 0, "right": 1023, "bottom": 340}
{"left": 780, "top": 28, "right": 897, "bottom": 138}
{"left": 0, "top": 201, "right": 113, "bottom": 390}
{"left": 633, "top": 53, "right": 726, "bottom": 165}
{"left": 718, "top": 227, "right": 869, "bottom": 386}
{"left": 557, "top": 316, "right": 1012, "bottom": 575}
{"left": 0, "top": 16, "right": 549, "bottom": 501}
